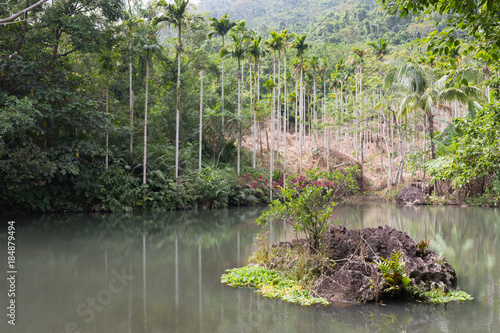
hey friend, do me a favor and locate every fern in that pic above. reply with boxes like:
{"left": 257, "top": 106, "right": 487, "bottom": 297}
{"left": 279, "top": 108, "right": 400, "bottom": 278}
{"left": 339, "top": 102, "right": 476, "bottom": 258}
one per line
{"left": 375, "top": 251, "right": 411, "bottom": 292}
{"left": 417, "top": 238, "right": 430, "bottom": 253}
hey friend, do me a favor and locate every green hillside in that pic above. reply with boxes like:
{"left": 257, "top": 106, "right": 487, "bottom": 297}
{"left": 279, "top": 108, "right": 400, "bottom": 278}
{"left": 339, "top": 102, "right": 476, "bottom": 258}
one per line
{"left": 197, "top": 0, "right": 437, "bottom": 46}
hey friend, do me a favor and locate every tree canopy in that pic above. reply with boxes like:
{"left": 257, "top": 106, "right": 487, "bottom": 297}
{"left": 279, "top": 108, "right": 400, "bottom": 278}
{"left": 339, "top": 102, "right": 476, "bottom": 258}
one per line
{"left": 379, "top": 0, "right": 500, "bottom": 58}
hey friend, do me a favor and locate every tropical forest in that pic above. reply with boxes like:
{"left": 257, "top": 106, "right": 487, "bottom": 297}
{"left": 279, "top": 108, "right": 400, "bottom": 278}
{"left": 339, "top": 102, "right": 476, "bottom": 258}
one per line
{"left": 1, "top": 0, "right": 500, "bottom": 332}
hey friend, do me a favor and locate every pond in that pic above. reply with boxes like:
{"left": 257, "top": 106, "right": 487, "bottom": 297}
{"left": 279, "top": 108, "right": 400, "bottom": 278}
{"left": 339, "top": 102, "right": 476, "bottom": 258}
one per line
{"left": 1, "top": 204, "right": 499, "bottom": 333}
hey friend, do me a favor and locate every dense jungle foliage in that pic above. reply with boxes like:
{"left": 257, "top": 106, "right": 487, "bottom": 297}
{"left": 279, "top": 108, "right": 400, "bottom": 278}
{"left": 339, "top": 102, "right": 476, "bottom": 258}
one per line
{"left": 1, "top": 0, "right": 499, "bottom": 212}
{"left": 198, "top": 0, "right": 435, "bottom": 47}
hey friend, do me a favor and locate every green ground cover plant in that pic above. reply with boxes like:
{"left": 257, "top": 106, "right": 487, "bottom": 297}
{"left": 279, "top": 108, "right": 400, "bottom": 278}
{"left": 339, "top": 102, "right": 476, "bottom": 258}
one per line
{"left": 220, "top": 265, "right": 329, "bottom": 306}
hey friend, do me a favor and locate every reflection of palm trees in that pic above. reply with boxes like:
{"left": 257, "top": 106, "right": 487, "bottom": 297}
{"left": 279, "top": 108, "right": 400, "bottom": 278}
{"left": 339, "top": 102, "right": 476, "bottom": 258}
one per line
{"left": 198, "top": 239, "right": 203, "bottom": 333}
{"left": 175, "top": 235, "right": 179, "bottom": 333}
{"left": 142, "top": 234, "right": 147, "bottom": 332}
{"left": 128, "top": 261, "right": 133, "bottom": 333}
{"left": 175, "top": 235, "right": 179, "bottom": 307}
{"left": 16, "top": 205, "right": 500, "bottom": 332}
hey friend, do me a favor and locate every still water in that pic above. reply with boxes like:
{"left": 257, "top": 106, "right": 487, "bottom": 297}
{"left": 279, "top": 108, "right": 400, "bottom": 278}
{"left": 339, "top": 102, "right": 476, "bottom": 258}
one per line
{"left": 1, "top": 204, "right": 499, "bottom": 333}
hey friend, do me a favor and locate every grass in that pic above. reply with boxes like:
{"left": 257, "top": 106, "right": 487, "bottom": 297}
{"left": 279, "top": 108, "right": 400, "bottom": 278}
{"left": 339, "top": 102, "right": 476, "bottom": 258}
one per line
{"left": 248, "top": 232, "right": 332, "bottom": 290}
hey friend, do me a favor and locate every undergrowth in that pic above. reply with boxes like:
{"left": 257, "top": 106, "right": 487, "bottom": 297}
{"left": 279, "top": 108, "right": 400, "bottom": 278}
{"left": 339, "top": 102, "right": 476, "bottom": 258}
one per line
{"left": 248, "top": 232, "right": 332, "bottom": 290}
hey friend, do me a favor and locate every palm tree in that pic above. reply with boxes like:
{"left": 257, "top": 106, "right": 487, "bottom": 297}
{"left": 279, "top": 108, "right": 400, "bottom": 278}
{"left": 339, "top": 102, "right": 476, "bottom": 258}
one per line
{"left": 199, "top": 70, "right": 203, "bottom": 173}
{"left": 281, "top": 30, "right": 295, "bottom": 186}
{"left": 154, "top": 0, "right": 201, "bottom": 179}
{"left": 309, "top": 56, "right": 319, "bottom": 149}
{"left": 141, "top": 43, "right": 161, "bottom": 184}
{"left": 265, "top": 31, "right": 285, "bottom": 195}
{"left": 266, "top": 31, "right": 285, "bottom": 155}
{"left": 248, "top": 36, "right": 267, "bottom": 167}
{"left": 221, "top": 31, "right": 246, "bottom": 175}
{"left": 318, "top": 57, "right": 329, "bottom": 159}
{"left": 367, "top": 37, "right": 390, "bottom": 60}
{"left": 292, "top": 34, "right": 309, "bottom": 172}
{"left": 332, "top": 58, "right": 349, "bottom": 152}
{"left": 383, "top": 54, "right": 483, "bottom": 161}
{"left": 234, "top": 19, "right": 254, "bottom": 39}
{"left": 98, "top": 48, "right": 117, "bottom": 171}
{"left": 123, "top": 10, "right": 142, "bottom": 157}
{"left": 135, "top": 16, "right": 161, "bottom": 185}
{"left": 209, "top": 14, "right": 236, "bottom": 132}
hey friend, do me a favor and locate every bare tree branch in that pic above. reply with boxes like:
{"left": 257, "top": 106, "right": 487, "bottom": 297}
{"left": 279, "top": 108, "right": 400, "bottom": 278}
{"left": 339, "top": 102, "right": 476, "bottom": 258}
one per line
{"left": 0, "top": 18, "right": 28, "bottom": 25}
{"left": 0, "top": 0, "right": 49, "bottom": 25}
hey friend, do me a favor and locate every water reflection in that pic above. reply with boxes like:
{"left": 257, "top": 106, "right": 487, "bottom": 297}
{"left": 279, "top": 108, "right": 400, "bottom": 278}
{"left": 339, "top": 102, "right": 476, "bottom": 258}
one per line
{"left": 0, "top": 205, "right": 498, "bottom": 332}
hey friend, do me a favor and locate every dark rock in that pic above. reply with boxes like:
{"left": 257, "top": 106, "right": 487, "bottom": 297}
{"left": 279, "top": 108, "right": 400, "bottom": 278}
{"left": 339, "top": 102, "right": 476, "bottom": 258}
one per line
{"left": 311, "top": 225, "right": 457, "bottom": 303}
{"left": 396, "top": 185, "right": 428, "bottom": 205}
{"left": 448, "top": 198, "right": 466, "bottom": 206}
{"left": 411, "top": 180, "right": 433, "bottom": 195}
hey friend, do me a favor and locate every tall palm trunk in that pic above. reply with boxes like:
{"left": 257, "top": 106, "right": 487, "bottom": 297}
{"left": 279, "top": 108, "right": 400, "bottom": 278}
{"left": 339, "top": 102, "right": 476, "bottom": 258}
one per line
{"left": 270, "top": 55, "right": 275, "bottom": 200}
{"left": 250, "top": 63, "right": 255, "bottom": 168}
{"left": 221, "top": 56, "right": 225, "bottom": 132}
{"left": 130, "top": 45, "right": 134, "bottom": 156}
{"left": 105, "top": 82, "right": 109, "bottom": 170}
{"left": 323, "top": 75, "right": 327, "bottom": 149}
{"left": 199, "top": 70, "right": 203, "bottom": 172}
{"left": 426, "top": 111, "right": 436, "bottom": 159}
{"left": 299, "top": 60, "right": 304, "bottom": 172}
{"left": 277, "top": 55, "right": 281, "bottom": 157}
{"left": 354, "top": 72, "right": 358, "bottom": 161}
{"left": 258, "top": 63, "right": 262, "bottom": 157}
{"left": 313, "top": 72, "right": 317, "bottom": 149}
{"left": 253, "top": 63, "right": 258, "bottom": 168}
{"left": 295, "top": 79, "right": 298, "bottom": 153}
{"left": 237, "top": 60, "right": 241, "bottom": 175}
{"left": 175, "top": 26, "right": 182, "bottom": 179}
{"left": 283, "top": 51, "right": 287, "bottom": 189}
{"left": 340, "top": 81, "right": 344, "bottom": 152}
{"left": 143, "top": 54, "right": 149, "bottom": 185}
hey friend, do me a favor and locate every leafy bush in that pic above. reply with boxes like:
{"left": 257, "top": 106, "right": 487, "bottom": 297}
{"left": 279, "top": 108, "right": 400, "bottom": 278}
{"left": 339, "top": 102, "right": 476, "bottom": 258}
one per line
{"left": 289, "top": 167, "right": 360, "bottom": 197}
{"left": 195, "top": 165, "right": 233, "bottom": 209}
{"left": 257, "top": 183, "right": 336, "bottom": 252}
{"left": 426, "top": 102, "right": 500, "bottom": 190}
{"left": 98, "top": 166, "right": 143, "bottom": 212}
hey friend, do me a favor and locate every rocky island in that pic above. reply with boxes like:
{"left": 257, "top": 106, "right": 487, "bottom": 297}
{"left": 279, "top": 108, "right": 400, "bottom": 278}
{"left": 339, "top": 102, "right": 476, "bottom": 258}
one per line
{"left": 222, "top": 224, "right": 472, "bottom": 305}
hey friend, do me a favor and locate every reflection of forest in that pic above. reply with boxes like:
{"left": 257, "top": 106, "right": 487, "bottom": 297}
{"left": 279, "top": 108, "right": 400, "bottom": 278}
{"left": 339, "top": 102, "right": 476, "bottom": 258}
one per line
{"left": 6, "top": 205, "right": 500, "bottom": 332}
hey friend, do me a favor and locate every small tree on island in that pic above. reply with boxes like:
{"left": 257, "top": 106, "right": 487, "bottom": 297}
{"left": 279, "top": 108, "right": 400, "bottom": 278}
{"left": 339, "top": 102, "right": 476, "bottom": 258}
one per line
{"left": 256, "top": 184, "right": 336, "bottom": 252}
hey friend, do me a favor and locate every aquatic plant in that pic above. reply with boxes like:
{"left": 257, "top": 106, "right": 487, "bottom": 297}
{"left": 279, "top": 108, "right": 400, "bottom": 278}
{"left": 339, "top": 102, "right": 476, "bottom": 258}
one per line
{"left": 220, "top": 265, "right": 329, "bottom": 306}
{"left": 424, "top": 289, "right": 473, "bottom": 304}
